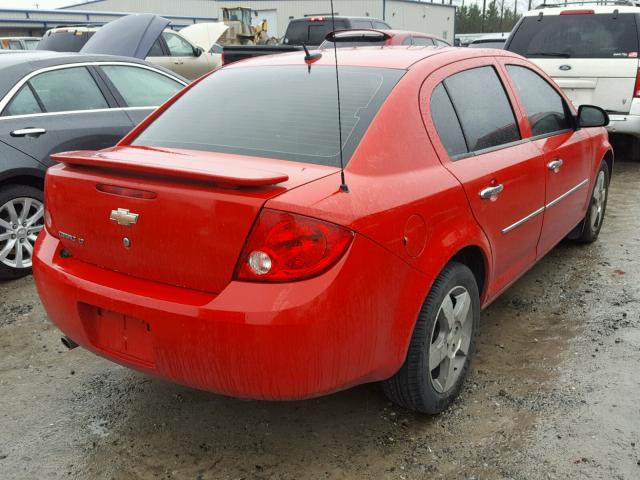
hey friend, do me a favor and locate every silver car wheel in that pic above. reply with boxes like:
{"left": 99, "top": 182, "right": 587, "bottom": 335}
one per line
{"left": 589, "top": 170, "right": 606, "bottom": 232}
{"left": 0, "top": 197, "right": 44, "bottom": 269}
{"left": 429, "top": 285, "right": 474, "bottom": 393}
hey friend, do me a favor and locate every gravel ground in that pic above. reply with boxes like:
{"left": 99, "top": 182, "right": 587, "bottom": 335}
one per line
{"left": 1, "top": 160, "right": 639, "bottom": 480}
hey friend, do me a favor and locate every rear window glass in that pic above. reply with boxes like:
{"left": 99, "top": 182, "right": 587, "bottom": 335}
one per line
{"left": 133, "top": 66, "right": 404, "bottom": 167}
{"left": 285, "top": 19, "right": 348, "bottom": 45}
{"left": 508, "top": 13, "right": 639, "bottom": 59}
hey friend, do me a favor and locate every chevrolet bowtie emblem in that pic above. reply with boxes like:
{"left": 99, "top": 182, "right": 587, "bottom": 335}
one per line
{"left": 109, "top": 208, "right": 139, "bottom": 227}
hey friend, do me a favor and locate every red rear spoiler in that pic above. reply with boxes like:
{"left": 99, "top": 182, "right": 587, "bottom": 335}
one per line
{"left": 51, "top": 148, "right": 290, "bottom": 187}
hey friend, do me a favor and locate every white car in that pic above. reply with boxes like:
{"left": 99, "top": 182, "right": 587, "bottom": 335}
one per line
{"left": 506, "top": 4, "right": 640, "bottom": 147}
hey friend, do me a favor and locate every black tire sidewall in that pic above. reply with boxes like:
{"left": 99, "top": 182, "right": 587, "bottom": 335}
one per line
{"left": 580, "top": 160, "right": 610, "bottom": 243}
{"left": 386, "top": 262, "right": 481, "bottom": 414}
{"left": 0, "top": 184, "right": 44, "bottom": 280}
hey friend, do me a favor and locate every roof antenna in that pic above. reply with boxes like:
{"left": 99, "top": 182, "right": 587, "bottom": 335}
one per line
{"left": 330, "top": 0, "right": 349, "bottom": 193}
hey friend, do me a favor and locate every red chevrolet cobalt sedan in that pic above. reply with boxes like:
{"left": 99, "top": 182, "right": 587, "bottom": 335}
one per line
{"left": 33, "top": 47, "right": 612, "bottom": 414}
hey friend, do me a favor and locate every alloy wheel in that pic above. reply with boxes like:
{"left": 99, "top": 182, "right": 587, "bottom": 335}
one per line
{"left": 589, "top": 170, "right": 606, "bottom": 232}
{"left": 0, "top": 197, "right": 44, "bottom": 270}
{"left": 429, "top": 285, "right": 473, "bottom": 393}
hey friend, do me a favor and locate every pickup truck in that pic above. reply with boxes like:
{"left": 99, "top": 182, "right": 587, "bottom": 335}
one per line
{"left": 223, "top": 15, "right": 391, "bottom": 64}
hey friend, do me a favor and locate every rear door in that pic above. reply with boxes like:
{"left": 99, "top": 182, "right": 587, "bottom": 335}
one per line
{"left": 507, "top": 12, "right": 640, "bottom": 113}
{"left": 502, "top": 61, "right": 592, "bottom": 257}
{"left": 422, "top": 60, "right": 546, "bottom": 297}
{"left": 0, "top": 65, "right": 133, "bottom": 167}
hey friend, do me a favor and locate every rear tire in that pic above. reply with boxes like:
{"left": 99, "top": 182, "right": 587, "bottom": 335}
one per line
{"left": 574, "top": 160, "right": 609, "bottom": 244}
{"left": 0, "top": 184, "right": 44, "bottom": 280}
{"left": 382, "top": 262, "right": 480, "bottom": 414}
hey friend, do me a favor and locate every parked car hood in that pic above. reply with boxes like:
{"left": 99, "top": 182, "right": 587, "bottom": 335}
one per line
{"left": 179, "top": 23, "right": 228, "bottom": 51}
{"left": 80, "top": 14, "right": 170, "bottom": 59}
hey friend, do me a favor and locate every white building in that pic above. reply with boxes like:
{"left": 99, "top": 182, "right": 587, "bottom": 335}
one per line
{"left": 62, "top": 0, "right": 456, "bottom": 42}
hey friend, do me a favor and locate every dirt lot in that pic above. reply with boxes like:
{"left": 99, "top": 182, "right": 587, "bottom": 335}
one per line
{"left": 1, "top": 160, "right": 639, "bottom": 480}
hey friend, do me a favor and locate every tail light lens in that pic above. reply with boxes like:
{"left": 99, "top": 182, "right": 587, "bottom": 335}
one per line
{"left": 634, "top": 68, "right": 640, "bottom": 98}
{"left": 235, "top": 209, "right": 354, "bottom": 282}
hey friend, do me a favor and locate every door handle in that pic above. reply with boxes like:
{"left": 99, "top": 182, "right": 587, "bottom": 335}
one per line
{"left": 10, "top": 127, "right": 46, "bottom": 138}
{"left": 479, "top": 184, "right": 504, "bottom": 201}
{"left": 547, "top": 159, "right": 564, "bottom": 173}
{"left": 173, "top": 60, "right": 183, "bottom": 65}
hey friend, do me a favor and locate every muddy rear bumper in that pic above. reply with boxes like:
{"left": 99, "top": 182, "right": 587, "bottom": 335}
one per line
{"left": 33, "top": 230, "right": 427, "bottom": 400}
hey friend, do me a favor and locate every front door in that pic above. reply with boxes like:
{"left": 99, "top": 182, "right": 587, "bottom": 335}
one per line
{"left": 502, "top": 63, "right": 592, "bottom": 257}
{"left": 423, "top": 61, "right": 546, "bottom": 298}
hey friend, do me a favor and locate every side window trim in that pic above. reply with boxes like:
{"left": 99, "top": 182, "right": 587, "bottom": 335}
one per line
{"left": 440, "top": 82, "right": 470, "bottom": 154}
{"left": 0, "top": 62, "right": 186, "bottom": 119}
{"left": 26, "top": 82, "right": 46, "bottom": 113}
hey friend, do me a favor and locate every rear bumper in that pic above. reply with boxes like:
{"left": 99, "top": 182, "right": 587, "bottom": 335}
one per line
{"left": 607, "top": 113, "right": 640, "bottom": 138}
{"left": 33, "top": 230, "right": 427, "bottom": 400}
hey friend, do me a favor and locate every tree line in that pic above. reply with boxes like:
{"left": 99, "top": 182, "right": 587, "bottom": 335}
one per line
{"left": 456, "top": 1, "right": 524, "bottom": 34}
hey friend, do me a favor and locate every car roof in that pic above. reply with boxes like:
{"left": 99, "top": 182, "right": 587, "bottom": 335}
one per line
{"left": 225, "top": 45, "right": 520, "bottom": 70}
{"left": 523, "top": 4, "right": 640, "bottom": 15}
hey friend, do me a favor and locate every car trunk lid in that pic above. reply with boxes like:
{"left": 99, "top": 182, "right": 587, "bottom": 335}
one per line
{"left": 46, "top": 146, "right": 336, "bottom": 293}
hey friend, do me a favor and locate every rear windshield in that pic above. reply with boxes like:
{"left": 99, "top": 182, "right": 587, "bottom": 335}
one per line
{"left": 284, "top": 19, "right": 349, "bottom": 45}
{"left": 37, "top": 31, "right": 94, "bottom": 52}
{"left": 508, "top": 13, "right": 639, "bottom": 59}
{"left": 132, "top": 65, "right": 404, "bottom": 167}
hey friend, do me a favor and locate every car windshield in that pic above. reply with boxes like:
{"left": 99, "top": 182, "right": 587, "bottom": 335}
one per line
{"left": 508, "top": 13, "right": 639, "bottom": 59}
{"left": 133, "top": 65, "right": 404, "bottom": 167}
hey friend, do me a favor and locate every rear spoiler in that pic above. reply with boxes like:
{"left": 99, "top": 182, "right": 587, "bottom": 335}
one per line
{"left": 325, "top": 29, "right": 392, "bottom": 43}
{"left": 51, "top": 149, "right": 289, "bottom": 187}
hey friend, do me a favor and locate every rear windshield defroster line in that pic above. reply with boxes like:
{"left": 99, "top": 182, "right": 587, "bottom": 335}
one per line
{"left": 132, "top": 65, "right": 405, "bottom": 167}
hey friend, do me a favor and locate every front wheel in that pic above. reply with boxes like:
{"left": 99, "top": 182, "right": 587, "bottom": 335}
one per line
{"left": 0, "top": 184, "right": 45, "bottom": 280}
{"left": 382, "top": 262, "right": 480, "bottom": 414}
{"left": 574, "top": 161, "right": 609, "bottom": 243}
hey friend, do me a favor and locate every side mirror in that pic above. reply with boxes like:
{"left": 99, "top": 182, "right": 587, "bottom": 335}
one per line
{"left": 577, "top": 105, "right": 609, "bottom": 128}
{"left": 193, "top": 46, "right": 204, "bottom": 57}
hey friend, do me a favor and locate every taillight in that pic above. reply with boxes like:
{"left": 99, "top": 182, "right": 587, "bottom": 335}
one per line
{"left": 235, "top": 209, "right": 354, "bottom": 282}
{"left": 221, "top": 52, "right": 225, "bottom": 65}
{"left": 634, "top": 68, "right": 640, "bottom": 98}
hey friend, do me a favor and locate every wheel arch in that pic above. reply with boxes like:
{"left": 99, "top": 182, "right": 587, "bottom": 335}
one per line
{"left": 449, "top": 244, "right": 488, "bottom": 302}
{"left": 602, "top": 148, "right": 614, "bottom": 180}
{"left": 0, "top": 168, "right": 45, "bottom": 191}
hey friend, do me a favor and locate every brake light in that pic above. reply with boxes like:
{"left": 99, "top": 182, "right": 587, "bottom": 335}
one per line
{"left": 235, "top": 209, "right": 354, "bottom": 282}
{"left": 308, "top": 16, "right": 326, "bottom": 22}
{"left": 560, "top": 9, "right": 594, "bottom": 15}
{"left": 96, "top": 184, "right": 157, "bottom": 199}
{"left": 634, "top": 68, "right": 640, "bottom": 98}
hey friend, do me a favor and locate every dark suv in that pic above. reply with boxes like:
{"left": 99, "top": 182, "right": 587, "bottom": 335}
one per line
{"left": 283, "top": 16, "right": 391, "bottom": 46}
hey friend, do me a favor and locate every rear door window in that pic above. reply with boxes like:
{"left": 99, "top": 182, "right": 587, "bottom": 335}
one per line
{"left": 132, "top": 66, "right": 404, "bottom": 167}
{"left": 29, "top": 67, "right": 108, "bottom": 113}
{"left": 430, "top": 84, "right": 468, "bottom": 157}
{"left": 100, "top": 65, "right": 183, "bottom": 107}
{"left": 444, "top": 66, "right": 520, "bottom": 152}
{"left": 506, "top": 65, "right": 572, "bottom": 137}
{"left": 374, "top": 21, "right": 391, "bottom": 29}
{"left": 508, "top": 13, "right": 639, "bottom": 59}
